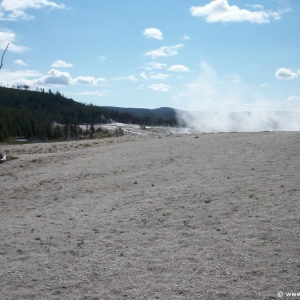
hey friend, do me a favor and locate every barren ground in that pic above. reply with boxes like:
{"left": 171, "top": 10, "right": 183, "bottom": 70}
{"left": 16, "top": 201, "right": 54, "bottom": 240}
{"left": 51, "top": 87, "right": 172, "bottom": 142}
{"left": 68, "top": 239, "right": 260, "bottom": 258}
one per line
{"left": 0, "top": 132, "right": 299, "bottom": 299}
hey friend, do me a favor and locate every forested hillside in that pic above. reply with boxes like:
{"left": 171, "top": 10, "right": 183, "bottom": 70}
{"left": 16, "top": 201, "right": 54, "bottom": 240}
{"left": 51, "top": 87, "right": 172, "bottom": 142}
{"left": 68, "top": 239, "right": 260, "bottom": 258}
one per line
{"left": 0, "top": 87, "right": 178, "bottom": 141}
{"left": 103, "top": 106, "right": 177, "bottom": 118}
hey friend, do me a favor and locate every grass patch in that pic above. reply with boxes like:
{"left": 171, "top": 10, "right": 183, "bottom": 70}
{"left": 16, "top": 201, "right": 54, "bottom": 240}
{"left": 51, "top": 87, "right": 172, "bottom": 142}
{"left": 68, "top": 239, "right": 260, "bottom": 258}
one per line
{"left": 183, "top": 220, "right": 190, "bottom": 227}
{"left": 162, "top": 212, "right": 172, "bottom": 217}
{"left": 77, "top": 239, "right": 84, "bottom": 247}
{"left": 6, "top": 155, "right": 19, "bottom": 161}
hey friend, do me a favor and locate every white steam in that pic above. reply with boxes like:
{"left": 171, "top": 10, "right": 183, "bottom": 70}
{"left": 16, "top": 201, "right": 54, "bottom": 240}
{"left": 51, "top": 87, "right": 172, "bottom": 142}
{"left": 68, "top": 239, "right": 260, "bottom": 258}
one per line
{"left": 175, "top": 62, "right": 300, "bottom": 132}
{"left": 177, "top": 111, "right": 300, "bottom": 132}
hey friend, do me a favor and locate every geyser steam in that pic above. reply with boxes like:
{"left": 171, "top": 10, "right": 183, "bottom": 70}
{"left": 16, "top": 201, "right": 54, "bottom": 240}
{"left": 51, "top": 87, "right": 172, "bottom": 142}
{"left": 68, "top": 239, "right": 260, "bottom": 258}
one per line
{"left": 175, "top": 62, "right": 300, "bottom": 132}
{"left": 177, "top": 110, "right": 300, "bottom": 132}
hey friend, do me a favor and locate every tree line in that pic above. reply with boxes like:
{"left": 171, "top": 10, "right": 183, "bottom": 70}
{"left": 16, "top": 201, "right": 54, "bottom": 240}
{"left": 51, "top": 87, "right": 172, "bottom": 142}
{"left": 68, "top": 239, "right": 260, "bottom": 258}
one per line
{"left": 0, "top": 86, "right": 178, "bottom": 141}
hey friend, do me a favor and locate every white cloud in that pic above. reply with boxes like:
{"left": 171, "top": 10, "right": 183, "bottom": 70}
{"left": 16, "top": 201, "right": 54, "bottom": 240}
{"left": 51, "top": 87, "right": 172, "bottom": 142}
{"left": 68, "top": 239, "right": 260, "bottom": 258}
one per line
{"left": 252, "top": 4, "right": 264, "bottom": 10}
{"left": 0, "top": 30, "right": 27, "bottom": 53}
{"left": 112, "top": 75, "right": 138, "bottom": 82}
{"left": 140, "top": 72, "right": 148, "bottom": 80}
{"left": 260, "top": 83, "right": 268, "bottom": 87}
{"left": 14, "top": 59, "right": 27, "bottom": 66}
{"left": 275, "top": 68, "right": 298, "bottom": 80}
{"left": 286, "top": 95, "right": 300, "bottom": 103}
{"left": 190, "top": 0, "right": 282, "bottom": 24}
{"left": 148, "top": 83, "right": 170, "bottom": 92}
{"left": 77, "top": 91, "right": 107, "bottom": 97}
{"left": 135, "top": 84, "right": 145, "bottom": 90}
{"left": 183, "top": 34, "right": 190, "bottom": 40}
{"left": 96, "top": 56, "right": 106, "bottom": 62}
{"left": 0, "top": 68, "right": 106, "bottom": 88}
{"left": 145, "top": 62, "right": 167, "bottom": 70}
{"left": 51, "top": 60, "right": 73, "bottom": 68}
{"left": 143, "top": 28, "right": 163, "bottom": 40}
{"left": 246, "top": 4, "right": 264, "bottom": 10}
{"left": 74, "top": 76, "right": 106, "bottom": 85}
{"left": 128, "top": 75, "right": 138, "bottom": 82}
{"left": 144, "top": 44, "right": 184, "bottom": 59}
{"left": 150, "top": 73, "right": 169, "bottom": 80}
{"left": 34, "top": 69, "right": 73, "bottom": 86}
{"left": 140, "top": 71, "right": 169, "bottom": 80}
{"left": 0, "top": 0, "right": 66, "bottom": 21}
{"left": 0, "top": 69, "right": 41, "bottom": 86}
{"left": 33, "top": 69, "right": 105, "bottom": 86}
{"left": 168, "top": 65, "right": 190, "bottom": 72}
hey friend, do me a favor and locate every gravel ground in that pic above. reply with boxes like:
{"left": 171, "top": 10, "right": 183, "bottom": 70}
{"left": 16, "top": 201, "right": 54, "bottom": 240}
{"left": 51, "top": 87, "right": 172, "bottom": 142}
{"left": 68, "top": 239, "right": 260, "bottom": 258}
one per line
{"left": 0, "top": 132, "right": 299, "bottom": 300}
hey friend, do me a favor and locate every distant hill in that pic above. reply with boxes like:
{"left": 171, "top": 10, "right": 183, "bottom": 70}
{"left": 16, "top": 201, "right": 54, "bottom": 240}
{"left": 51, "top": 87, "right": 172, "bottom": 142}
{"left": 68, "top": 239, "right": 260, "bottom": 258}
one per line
{"left": 103, "top": 106, "right": 178, "bottom": 119}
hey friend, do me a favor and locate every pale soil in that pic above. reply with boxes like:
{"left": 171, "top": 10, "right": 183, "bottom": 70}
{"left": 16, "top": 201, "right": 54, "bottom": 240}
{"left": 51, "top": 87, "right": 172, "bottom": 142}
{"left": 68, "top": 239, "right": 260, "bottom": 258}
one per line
{"left": 0, "top": 132, "right": 299, "bottom": 300}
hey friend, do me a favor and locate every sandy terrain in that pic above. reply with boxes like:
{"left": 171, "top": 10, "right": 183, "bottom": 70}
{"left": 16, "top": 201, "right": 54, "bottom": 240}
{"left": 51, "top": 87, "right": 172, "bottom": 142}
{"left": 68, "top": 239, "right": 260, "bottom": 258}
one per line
{"left": 0, "top": 132, "right": 299, "bottom": 300}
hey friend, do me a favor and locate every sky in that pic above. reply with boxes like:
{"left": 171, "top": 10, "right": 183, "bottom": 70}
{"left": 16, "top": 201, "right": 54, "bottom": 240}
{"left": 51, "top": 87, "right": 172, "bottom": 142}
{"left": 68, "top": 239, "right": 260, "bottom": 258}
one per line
{"left": 0, "top": 0, "right": 299, "bottom": 112}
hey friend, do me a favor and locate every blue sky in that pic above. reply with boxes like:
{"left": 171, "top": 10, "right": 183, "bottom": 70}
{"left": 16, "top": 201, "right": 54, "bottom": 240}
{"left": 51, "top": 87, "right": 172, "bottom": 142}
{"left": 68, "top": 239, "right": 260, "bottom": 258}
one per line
{"left": 0, "top": 0, "right": 299, "bottom": 112}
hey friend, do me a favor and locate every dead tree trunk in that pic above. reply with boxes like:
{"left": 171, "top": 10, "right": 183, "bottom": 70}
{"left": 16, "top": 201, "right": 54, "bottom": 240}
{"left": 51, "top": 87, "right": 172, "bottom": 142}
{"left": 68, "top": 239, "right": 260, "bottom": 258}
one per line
{"left": 0, "top": 43, "right": 9, "bottom": 70}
